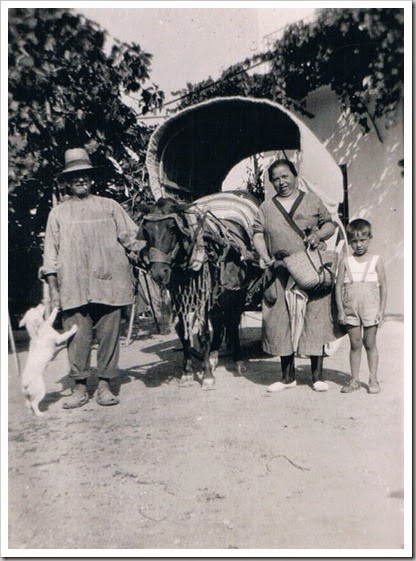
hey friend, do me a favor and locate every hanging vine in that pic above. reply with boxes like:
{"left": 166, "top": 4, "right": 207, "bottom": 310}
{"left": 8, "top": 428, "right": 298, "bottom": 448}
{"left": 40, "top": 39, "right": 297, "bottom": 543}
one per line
{"left": 173, "top": 8, "right": 404, "bottom": 138}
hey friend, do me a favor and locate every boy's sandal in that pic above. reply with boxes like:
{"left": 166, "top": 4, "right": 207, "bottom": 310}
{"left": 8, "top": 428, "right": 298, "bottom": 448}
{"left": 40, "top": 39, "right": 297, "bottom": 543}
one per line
{"left": 368, "top": 381, "right": 381, "bottom": 394}
{"left": 62, "top": 391, "right": 89, "bottom": 409}
{"left": 340, "top": 380, "right": 361, "bottom": 393}
{"left": 96, "top": 387, "right": 119, "bottom": 406}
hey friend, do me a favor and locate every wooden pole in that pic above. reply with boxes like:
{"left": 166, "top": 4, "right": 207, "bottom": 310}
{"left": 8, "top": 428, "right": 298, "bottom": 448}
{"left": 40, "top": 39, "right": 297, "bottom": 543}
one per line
{"left": 8, "top": 310, "right": 21, "bottom": 376}
{"left": 123, "top": 296, "right": 137, "bottom": 347}
{"left": 339, "top": 163, "right": 349, "bottom": 227}
{"left": 142, "top": 270, "right": 160, "bottom": 333}
{"left": 42, "top": 184, "right": 59, "bottom": 317}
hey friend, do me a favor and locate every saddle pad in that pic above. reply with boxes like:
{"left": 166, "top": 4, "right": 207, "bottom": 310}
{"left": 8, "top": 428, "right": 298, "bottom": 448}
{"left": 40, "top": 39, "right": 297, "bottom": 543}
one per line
{"left": 190, "top": 192, "right": 260, "bottom": 238}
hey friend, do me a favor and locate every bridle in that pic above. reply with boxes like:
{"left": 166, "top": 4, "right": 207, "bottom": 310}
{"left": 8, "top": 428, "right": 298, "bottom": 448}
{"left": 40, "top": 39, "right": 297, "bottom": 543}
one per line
{"left": 141, "top": 212, "right": 191, "bottom": 266}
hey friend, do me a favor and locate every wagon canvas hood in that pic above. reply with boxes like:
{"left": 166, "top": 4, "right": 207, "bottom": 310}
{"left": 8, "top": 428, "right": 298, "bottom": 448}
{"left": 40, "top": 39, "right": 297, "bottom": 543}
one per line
{"left": 146, "top": 96, "right": 343, "bottom": 215}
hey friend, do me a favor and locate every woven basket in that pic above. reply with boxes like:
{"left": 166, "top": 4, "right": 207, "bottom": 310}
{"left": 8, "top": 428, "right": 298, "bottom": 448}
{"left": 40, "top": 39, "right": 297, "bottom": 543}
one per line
{"left": 283, "top": 249, "right": 338, "bottom": 292}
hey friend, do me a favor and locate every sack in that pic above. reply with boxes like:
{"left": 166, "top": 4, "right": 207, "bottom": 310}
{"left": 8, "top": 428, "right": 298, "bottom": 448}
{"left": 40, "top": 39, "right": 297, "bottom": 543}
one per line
{"left": 283, "top": 249, "right": 338, "bottom": 292}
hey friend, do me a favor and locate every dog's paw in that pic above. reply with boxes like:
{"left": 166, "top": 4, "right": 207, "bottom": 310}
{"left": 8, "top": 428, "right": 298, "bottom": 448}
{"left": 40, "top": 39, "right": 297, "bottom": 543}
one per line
{"left": 34, "top": 410, "right": 46, "bottom": 417}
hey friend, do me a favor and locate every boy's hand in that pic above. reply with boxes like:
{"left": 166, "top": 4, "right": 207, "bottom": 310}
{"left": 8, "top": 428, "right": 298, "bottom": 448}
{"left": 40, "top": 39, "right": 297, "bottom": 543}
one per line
{"left": 338, "top": 312, "right": 347, "bottom": 325}
{"left": 377, "top": 311, "right": 385, "bottom": 328}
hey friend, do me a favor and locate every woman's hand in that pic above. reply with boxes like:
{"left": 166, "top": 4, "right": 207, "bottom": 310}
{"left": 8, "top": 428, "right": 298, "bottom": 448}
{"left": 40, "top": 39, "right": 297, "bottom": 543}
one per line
{"left": 259, "top": 255, "right": 275, "bottom": 269}
{"left": 274, "top": 249, "right": 290, "bottom": 261}
{"left": 304, "top": 231, "right": 320, "bottom": 249}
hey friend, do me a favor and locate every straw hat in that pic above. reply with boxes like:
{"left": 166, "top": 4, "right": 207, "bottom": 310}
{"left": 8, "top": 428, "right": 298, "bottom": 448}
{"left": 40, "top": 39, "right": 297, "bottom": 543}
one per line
{"left": 58, "top": 148, "right": 99, "bottom": 177}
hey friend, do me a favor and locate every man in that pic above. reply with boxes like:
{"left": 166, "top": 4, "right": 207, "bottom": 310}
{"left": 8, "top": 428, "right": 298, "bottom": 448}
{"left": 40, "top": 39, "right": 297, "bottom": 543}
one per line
{"left": 40, "top": 148, "right": 139, "bottom": 408}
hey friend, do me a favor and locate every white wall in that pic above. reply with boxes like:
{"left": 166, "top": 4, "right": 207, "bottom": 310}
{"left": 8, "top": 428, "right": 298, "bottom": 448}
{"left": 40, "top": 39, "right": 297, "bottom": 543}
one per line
{"left": 301, "top": 86, "right": 404, "bottom": 316}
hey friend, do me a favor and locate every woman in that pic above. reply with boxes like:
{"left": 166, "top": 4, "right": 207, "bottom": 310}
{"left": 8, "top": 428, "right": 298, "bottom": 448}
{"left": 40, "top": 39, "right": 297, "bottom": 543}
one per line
{"left": 253, "top": 159, "right": 337, "bottom": 392}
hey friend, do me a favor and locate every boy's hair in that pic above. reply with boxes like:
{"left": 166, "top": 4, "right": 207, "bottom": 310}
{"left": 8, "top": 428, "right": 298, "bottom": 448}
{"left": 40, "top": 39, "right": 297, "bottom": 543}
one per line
{"left": 268, "top": 159, "right": 298, "bottom": 181}
{"left": 347, "top": 218, "right": 372, "bottom": 240}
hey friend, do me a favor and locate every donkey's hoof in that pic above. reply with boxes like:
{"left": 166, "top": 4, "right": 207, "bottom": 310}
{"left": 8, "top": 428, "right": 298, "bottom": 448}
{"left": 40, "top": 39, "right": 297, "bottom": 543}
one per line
{"left": 202, "top": 377, "right": 216, "bottom": 391}
{"left": 209, "top": 351, "right": 219, "bottom": 371}
{"left": 235, "top": 361, "right": 247, "bottom": 376}
{"left": 179, "top": 374, "right": 194, "bottom": 387}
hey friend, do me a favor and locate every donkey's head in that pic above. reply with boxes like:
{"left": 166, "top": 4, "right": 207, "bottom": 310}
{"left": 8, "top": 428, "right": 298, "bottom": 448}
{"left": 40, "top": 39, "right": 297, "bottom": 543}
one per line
{"left": 139, "top": 198, "right": 191, "bottom": 285}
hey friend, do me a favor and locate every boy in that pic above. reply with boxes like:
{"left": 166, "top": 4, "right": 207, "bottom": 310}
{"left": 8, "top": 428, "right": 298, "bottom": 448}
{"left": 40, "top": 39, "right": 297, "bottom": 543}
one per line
{"left": 335, "top": 219, "right": 387, "bottom": 394}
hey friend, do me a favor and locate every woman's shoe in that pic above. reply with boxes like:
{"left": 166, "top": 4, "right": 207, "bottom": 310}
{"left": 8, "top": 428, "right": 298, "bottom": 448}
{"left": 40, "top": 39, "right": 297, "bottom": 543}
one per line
{"left": 340, "top": 379, "right": 361, "bottom": 393}
{"left": 267, "top": 380, "right": 297, "bottom": 393}
{"left": 313, "top": 380, "right": 329, "bottom": 392}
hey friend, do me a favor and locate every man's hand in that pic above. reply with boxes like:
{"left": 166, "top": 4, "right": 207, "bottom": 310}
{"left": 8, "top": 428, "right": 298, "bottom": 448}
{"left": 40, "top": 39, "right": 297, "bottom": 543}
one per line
{"left": 48, "top": 286, "right": 61, "bottom": 310}
{"left": 45, "top": 273, "right": 61, "bottom": 310}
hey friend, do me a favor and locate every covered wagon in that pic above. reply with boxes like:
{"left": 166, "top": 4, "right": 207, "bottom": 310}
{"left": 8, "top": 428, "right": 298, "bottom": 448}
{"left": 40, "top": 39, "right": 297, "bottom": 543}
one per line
{"left": 136, "top": 97, "right": 347, "bottom": 386}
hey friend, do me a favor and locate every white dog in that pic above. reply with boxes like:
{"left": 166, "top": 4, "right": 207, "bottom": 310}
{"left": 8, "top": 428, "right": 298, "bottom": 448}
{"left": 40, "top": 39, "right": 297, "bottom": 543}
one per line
{"left": 18, "top": 304, "right": 77, "bottom": 416}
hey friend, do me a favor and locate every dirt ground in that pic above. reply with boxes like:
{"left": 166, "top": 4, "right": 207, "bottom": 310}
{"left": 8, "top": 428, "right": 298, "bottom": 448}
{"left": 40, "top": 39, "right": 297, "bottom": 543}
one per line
{"left": 7, "top": 312, "right": 405, "bottom": 552}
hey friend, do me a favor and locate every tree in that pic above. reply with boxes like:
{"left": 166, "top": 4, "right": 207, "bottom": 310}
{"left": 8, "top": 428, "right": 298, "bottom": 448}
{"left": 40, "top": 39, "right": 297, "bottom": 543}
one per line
{"left": 8, "top": 7, "right": 164, "bottom": 321}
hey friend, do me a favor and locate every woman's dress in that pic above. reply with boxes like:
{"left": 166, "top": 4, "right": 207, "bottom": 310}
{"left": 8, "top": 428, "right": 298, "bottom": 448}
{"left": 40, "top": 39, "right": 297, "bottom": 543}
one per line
{"left": 253, "top": 191, "right": 337, "bottom": 356}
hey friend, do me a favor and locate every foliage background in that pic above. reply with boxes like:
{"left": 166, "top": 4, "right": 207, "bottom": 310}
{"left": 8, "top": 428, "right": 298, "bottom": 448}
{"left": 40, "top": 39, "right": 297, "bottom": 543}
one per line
{"left": 173, "top": 8, "right": 403, "bottom": 135}
{"left": 8, "top": 8, "right": 164, "bottom": 321}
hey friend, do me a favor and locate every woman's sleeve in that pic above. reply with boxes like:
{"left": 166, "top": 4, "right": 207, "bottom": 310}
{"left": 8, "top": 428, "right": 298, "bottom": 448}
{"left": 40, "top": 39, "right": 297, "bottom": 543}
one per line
{"left": 252, "top": 206, "right": 266, "bottom": 236}
{"left": 316, "top": 196, "right": 333, "bottom": 227}
{"left": 39, "top": 209, "right": 60, "bottom": 278}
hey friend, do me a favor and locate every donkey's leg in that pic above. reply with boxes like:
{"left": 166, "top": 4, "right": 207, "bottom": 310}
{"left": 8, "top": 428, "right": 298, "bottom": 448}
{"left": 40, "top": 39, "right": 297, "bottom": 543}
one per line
{"left": 224, "top": 290, "right": 247, "bottom": 375}
{"left": 199, "top": 318, "right": 215, "bottom": 390}
{"left": 175, "top": 319, "right": 194, "bottom": 386}
{"left": 209, "top": 304, "right": 224, "bottom": 372}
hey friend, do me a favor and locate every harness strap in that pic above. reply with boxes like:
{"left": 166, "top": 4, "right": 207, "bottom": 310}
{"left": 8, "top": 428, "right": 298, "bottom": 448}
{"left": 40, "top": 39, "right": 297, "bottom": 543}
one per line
{"left": 362, "top": 255, "right": 378, "bottom": 282}
{"left": 360, "top": 257, "right": 373, "bottom": 283}
{"left": 344, "top": 257, "right": 355, "bottom": 284}
{"left": 345, "top": 255, "right": 377, "bottom": 284}
{"left": 148, "top": 246, "right": 178, "bottom": 264}
{"left": 271, "top": 192, "right": 306, "bottom": 240}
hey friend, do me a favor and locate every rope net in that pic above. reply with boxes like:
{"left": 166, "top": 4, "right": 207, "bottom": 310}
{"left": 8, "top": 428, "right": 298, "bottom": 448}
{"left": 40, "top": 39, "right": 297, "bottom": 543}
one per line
{"left": 170, "top": 262, "right": 215, "bottom": 340}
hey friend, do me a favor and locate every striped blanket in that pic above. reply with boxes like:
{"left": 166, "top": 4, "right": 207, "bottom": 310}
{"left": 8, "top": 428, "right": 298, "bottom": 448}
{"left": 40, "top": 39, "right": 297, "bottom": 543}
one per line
{"left": 183, "top": 191, "right": 260, "bottom": 271}
{"left": 189, "top": 191, "right": 260, "bottom": 238}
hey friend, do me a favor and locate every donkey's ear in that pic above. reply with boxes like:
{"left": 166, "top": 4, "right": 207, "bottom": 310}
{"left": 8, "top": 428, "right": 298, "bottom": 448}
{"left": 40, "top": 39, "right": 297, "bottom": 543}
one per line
{"left": 135, "top": 202, "right": 153, "bottom": 214}
{"left": 175, "top": 202, "right": 193, "bottom": 212}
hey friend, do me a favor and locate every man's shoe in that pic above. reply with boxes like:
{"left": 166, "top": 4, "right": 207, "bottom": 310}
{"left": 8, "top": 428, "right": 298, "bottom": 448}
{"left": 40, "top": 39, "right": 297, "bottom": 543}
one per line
{"left": 96, "top": 387, "right": 119, "bottom": 406}
{"left": 62, "top": 391, "right": 89, "bottom": 409}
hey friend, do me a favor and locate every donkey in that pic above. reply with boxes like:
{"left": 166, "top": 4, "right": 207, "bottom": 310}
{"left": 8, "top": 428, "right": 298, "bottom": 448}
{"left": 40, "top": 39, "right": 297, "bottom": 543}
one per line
{"left": 131, "top": 193, "right": 262, "bottom": 389}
